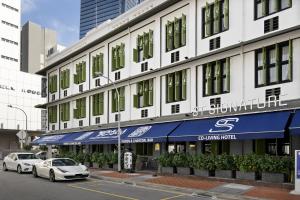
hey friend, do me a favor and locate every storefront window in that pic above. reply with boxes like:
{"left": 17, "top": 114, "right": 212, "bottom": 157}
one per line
{"left": 202, "top": 141, "right": 212, "bottom": 154}
{"left": 189, "top": 142, "right": 196, "bottom": 155}
{"left": 168, "top": 144, "right": 175, "bottom": 153}
{"left": 136, "top": 143, "right": 153, "bottom": 156}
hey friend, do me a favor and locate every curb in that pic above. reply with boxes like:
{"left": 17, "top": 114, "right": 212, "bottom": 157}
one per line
{"left": 90, "top": 174, "right": 264, "bottom": 200}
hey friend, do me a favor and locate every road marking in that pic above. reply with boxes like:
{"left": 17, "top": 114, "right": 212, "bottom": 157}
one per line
{"left": 69, "top": 184, "right": 138, "bottom": 200}
{"left": 160, "top": 194, "right": 186, "bottom": 200}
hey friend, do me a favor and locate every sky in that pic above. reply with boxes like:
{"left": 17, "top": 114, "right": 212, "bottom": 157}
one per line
{"left": 21, "top": 0, "right": 81, "bottom": 47}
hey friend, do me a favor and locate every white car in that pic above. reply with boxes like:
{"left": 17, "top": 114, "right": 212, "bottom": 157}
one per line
{"left": 32, "top": 158, "right": 89, "bottom": 182}
{"left": 3, "top": 153, "right": 43, "bottom": 173}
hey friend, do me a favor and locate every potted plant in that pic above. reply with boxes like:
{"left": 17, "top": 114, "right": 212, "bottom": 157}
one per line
{"left": 215, "top": 154, "right": 236, "bottom": 179}
{"left": 173, "top": 152, "right": 192, "bottom": 175}
{"left": 91, "top": 152, "right": 99, "bottom": 168}
{"left": 157, "top": 152, "right": 175, "bottom": 174}
{"left": 192, "top": 154, "right": 215, "bottom": 177}
{"left": 261, "top": 155, "right": 292, "bottom": 183}
{"left": 75, "top": 152, "right": 85, "bottom": 164}
{"left": 235, "top": 154, "right": 260, "bottom": 180}
{"left": 84, "top": 153, "right": 92, "bottom": 167}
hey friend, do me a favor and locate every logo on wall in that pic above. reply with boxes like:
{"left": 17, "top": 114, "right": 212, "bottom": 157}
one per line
{"left": 128, "top": 126, "right": 152, "bottom": 138}
{"left": 90, "top": 129, "right": 128, "bottom": 140}
{"left": 209, "top": 118, "right": 239, "bottom": 133}
{"left": 75, "top": 132, "right": 94, "bottom": 141}
{"left": 40, "top": 135, "right": 65, "bottom": 142}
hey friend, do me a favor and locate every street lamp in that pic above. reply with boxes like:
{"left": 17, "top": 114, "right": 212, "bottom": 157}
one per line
{"left": 7, "top": 104, "right": 28, "bottom": 150}
{"left": 95, "top": 72, "right": 121, "bottom": 172}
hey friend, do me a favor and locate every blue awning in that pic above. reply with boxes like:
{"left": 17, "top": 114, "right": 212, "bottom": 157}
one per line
{"left": 289, "top": 110, "right": 300, "bottom": 135}
{"left": 168, "top": 111, "right": 291, "bottom": 142}
{"left": 59, "top": 131, "right": 95, "bottom": 145}
{"left": 31, "top": 134, "right": 68, "bottom": 145}
{"left": 121, "top": 122, "right": 182, "bottom": 143}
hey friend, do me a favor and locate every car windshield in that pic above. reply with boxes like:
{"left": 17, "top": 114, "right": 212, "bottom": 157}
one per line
{"left": 17, "top": 154, "right": 38, "bottom": 160}
{"left": 52, "top": 159, "right": 76, "bottom": 166}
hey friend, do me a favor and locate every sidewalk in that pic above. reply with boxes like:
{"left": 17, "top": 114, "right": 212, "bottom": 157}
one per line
{"left": 89, "top": 169, "right": 300, "bottom": 200}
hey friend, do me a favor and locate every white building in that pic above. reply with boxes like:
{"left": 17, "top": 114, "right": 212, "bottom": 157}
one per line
{"left": 0, "top": 0, "right": 46, "bottom": 158}
{"left": 35, "top": 0, "right": 300, "bottom": 171}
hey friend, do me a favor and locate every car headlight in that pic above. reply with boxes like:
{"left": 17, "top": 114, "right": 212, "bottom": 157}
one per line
{"left": 23, "top": 163, "right": 31, "bottom": 166}
{"left": 57, "top": 168, "right": 68, "bottom": 173}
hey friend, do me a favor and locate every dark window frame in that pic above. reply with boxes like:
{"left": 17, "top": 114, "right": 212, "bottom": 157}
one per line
{"left": 254, "top": 0, "right": 292, "bottom": 20}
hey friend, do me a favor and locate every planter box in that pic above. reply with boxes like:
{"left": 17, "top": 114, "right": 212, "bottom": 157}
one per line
{"left": 215, "top": 170, "right": 234, "bottom": 179}
{"left": 92, "top": 163, "right": 99, "bottom": 168}
{"left": 177, "top": 167, "right": 191, "bottom": 175}
{"left": 113, "top": 164, "right": 118, "bottom": 171}
{"left": 262, "top": 172, "right": 285, "bottom": 183}
{"left": 161, "top": 167, "right": 174, "bottom": 174}
{"left": 194, "top": 169, "right": 210, "bottom": 177}
{"left": 236, "top": 171, "right": 256, "bottom": 180}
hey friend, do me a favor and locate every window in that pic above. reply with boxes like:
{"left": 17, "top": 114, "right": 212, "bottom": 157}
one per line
{"left": 255, "top": 40, "right": 292, "bottom": 87}
{"left": 2, "top": 3, "right": 18, "bottom": 12}
{"left": 48, "top": 106, "right": 57, "bottom": 124}
{"left": 1, "top": 20, "right": 18, "bottom": 29}
{"left": 133, "top": 30, "right": 153, "bottom": 63}
{"left": 73, "top": 98, "right": 86, "bottom": 119}
{"left": 92, "top": 93, "right": 104, "bottom": 116}
{"left": 1, "top": 38, "right": 18, "bottom": 45}
{"left": 92, "top": 53, "right": 104, "bottom": 78}
{"left": 111, "top": 43, "right": 125, "bottom": 71}
{"left": 60, "top": 69, "right": 70, "bottom": 90}
{"left": 165, "top": 14, "right": 186, "bottom": 52}
{"left": 166, "top": 69, "right": 187, "bottom": 103}
{"left": 112, "top": 87, "right": 125, "bottom": 113}
{"left": 255, "top": 0, "right": 292, "bottom": 19}
{"left": 133, "top": 79, "right": 154, "bottom": 108}
{"left": 136, "top": 143, "right": 153, "bottom": 156}
{"left": 203, "top": 58, "right": 230, "bottom": 96}
{"left": 48, "top": 75, "right": 57, "bottom": 94}
{"left": 1, "top": 55, "right": 18, "bottom": 62}
{"left": 74, "top": 61, "right": 86, "bottom": 84}
{"left": 203, "top": 0, "right": 229, "bottom": 38}
{"left": 60, "top": 102, "right": 70, "bottom": 122}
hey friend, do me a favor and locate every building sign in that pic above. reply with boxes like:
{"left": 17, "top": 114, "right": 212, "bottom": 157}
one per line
{"left": 89, "top": 129, "right": 127, "bottom": 140}
{"left": 0, "top": 84, "right": 41, "bottom": 96}
{"left": 122, "top": 138, "right": 154, "bottom": 143}
{"left": 122, "top": 126, "right": 153, "bottom": 143}
{"left": 192, "top": 95, "right": 287, "bottom": 117}
{"left": 74, "top": 132, "right": 94, "bottom": 141}
{"left": 39, "top": 135, "right": 65, "bottom": 142}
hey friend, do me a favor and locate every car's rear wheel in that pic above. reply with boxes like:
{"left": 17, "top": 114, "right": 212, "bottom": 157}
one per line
{"left": 3, "top": 163, "right": 7, "bottom": 171}
{"left": 49, "top": 170, "right": 55, "bottom": 182}
{"left": 32, "top": 167, "right": 38, "bottom": 178}
{"left": 17, "top": 165, "right": 22, "bottom": 174}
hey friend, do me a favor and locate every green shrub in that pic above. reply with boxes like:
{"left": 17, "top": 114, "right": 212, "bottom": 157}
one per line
{"left": 105, "top": 152, "right": 118, "bottom": 165}
{"left": 173, "top": 152, "right": 191, "bottom": 167}
{"left": 215, "top": 154, "right": 236, "bottom": 170}
{"left": 157, "top": 152, "right": 174, "bottom": 167}
{"left": 260, "top": 155, "right": 293, "bottom": 174}
{"left": 236, "top": 154, "right": 262, "bottom": 172}
{"left": 191, "top": 154, "right": 216, "bottom": 171}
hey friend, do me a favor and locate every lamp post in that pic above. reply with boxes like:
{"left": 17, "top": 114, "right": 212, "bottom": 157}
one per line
{"left": 95, "top": 72, "right": 121, "bottom": 172}
{"left": 7, "top": 105, "right": 28, "bottom": 150}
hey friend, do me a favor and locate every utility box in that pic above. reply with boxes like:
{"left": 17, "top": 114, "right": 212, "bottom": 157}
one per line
{"left": 124, "top": 152, "right": 133, "bottom": 170}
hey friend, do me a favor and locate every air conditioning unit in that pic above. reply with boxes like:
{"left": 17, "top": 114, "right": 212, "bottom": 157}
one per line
{"left": 63, "top": 123, "right": 67, "bottom": 129}
{"left": 95, "top": 78, "right": 101, "bottom": 87}
{"left": 171, "top": 51, "right": 180, "bottom": 63}
{"left": 63, "top": 90, "right": 67, "bottom": 97}
{"left": 265, "top": 87, "right": 281, "bottom": 101}
{"left": 141, "top": 62, "right": 148, "bottom": 72}
{"left": 171, "top": 104, "right": 180, "bottom": 114}
{"left": 79, "top": 120, "right": 83, "bottom": 127}
{"left": 52, "top": 125, "right": 55, "bottom": 130}
{"left": 264, "top": 16, "right": 279, "bottom": 34}
{"left": 115, "top": 114, "right": 120, "bottom": 122}
{"left": 115, "top": 72, "right": 121, "bottom": 81}
{"left": 209, "top": 37, "right": 221, "bottom": 51}
{"left": 79, "top": 84, "right": 83, "bottom": 92}
{"left": 95, "top": 117, "right": 100, "bottom": 124}
{"left": 141, "top": 109, "right": 148, "bottom": 118}
{"left": 51, "top": 94, "right": 55, "bottom": 101}
{"left": 210, "top": 98, "right": 221, "bottom": 108}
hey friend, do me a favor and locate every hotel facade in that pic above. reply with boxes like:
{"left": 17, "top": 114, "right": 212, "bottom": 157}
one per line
{"left": 35, "top": 0, "right": 300, "bottom": 170}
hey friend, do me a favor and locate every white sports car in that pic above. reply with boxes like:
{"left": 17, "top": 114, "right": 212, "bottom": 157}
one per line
{"left": 32, "top": 158, "right": 89, "bottom": 182}
{"left": 3, "top": 153, "right": 43, "bottom": 173}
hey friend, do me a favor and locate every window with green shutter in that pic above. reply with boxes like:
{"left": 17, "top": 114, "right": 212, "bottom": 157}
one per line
{"left": 133, "top": 30, "right": 154, "bottom": 63}
{"left": 60, "top": 102, "right": 70, "bottom": 122}
{"left": 48, "top": 105, "right": 57, "bottom": 123}
{"left": 92, "top": 93, "right": 104, "bottom": 116}
{"left": 165, "top": 15, "right": 187, "bottom": 52}
{"left": 254, "top": 0, "right": 292, "bottom": 19}
{"left": 166, "top": 70, "right": 187, "bottom": 103}
{"left": 60, "top": 69, "right": 70, "bottom": 89}
{"left": 112, "top": 87, "right": 125, "bottom": 113}
{"left": 92, "top": 53, "right": 104, "bottom": 78}
{"left": 74, "top": 98, "right": 86, "bottom": 119}
{"left": 203, "top": 58, "right": 230, "bottom": 96}
{"left": 112, "top": 44, "right": 125, "bottom": 71}
{"left": 202, "top": 0, "right": 229, "bottom": 38}
{"left": 48, "top": 75, "right": 58, "bottom": 94}
{"left": 74, "top": 62, "right": 86, "bottom": 84}
{"left": 133, "top": 79, "right": 154, "bottom": 108}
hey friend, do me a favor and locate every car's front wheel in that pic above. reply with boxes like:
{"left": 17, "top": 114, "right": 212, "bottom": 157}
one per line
{"left": 49, "top": 170, "right": 55, "bottom": 182}
{"left": 3, "top": 163, "right": 7, "bottom": 171}
{"left": 17, "top": 165, "right": 22, "bottom": 174}
{"left": 32, "top": 167, "right": 38, "bottom": 178}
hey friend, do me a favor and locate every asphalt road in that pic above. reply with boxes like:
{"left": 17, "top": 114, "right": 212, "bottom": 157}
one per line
{"left": 0, "top": 161, "right": 211, "bottom": 200}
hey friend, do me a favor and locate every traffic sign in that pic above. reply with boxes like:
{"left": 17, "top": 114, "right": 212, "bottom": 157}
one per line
{"left": 16, "top": 130, "right": 27, "bottom": 140}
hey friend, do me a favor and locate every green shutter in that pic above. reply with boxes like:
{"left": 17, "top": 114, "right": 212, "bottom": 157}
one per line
{"left": 205, "top": 64, "right": 212, "bottom": 96}
{"left": 143, "top": 33, "right": 149, "bottom": 59}
{"left": 167, "top": 74, "right": 174, "bottom": 103}
{"left": 60, "top": 104, "right": 63, "bottom": 121}
{"left": 174, "top": 72, "right": 181, "bottom": 101}
{"left": 262, "top": 0, "right": 266, "bottom": 16}
{"left": 120, "top": 87, "right": 125, "bottom": 111}
{"left": 262, "top": 47, "right": 267, "bottom": 85}
{"left": 133, "top": 48, "right": 138, "bottom": 63}
{"left": 99, "top": 53, "right": 104, "bottom": 73}
{"left": 120, "top": 43, "right": 125, "bottom": 68}
{"left": 174, "top": 17, "right": 180, "bottom": 49}
{"left": 111, "top": 47, "right": 116, "bottom": 71}
{"left": 214, "top": 0, "right": 220, "bottom": 34}
{"left": 224, "top": 0, "right": 229, "bottom": 29}
{"left": 48, "top": 77, "right": 52, "bottom": 93}
{"left": 92, "top": 56, "right": 96, "bottom": 78}
{"left": 99, "top": 93, "right": 104, "bottom": 115}
{"left": 288, "top": 40, "right": 293, "bottom": 81}
{"left": 181, "top": 15, "right": 186, "bottom": 46}
{"left": 83, "top": 98, "right": 86, "bottom": 118}
{"left": 92, "top": 95, "right": 96, "bottom": 116}
{"left": 66, "top": 69, "right": 70, "bottom": 88}
{"left": 167, "top": 21, "right": 173, "bottom": 51}
{"left": 133, "top": 95, "right": 139, "bottom": 108}
{"left": 74, "top": 74, "right": 78, "bottom": 84}
{"left": 60, "top": 71, "right": 64, "bottom": 89}
{"left": 82, "top": 62, "right": 86, "bottom": 82}
{"left": 148, "top": 79, "right": 153, "bottom": 106}
{"left": 181, "top": 69, "right": 187, "bottom": 100}
{"left": 216, "top": 61, "right": 221, "bottom": 94}
{"left": 112, "top": 90, "right": 116, "bottom": 113}
{"left": 149, "top": 30, "right": 154, "bottom": 58}
{"left": 165, "top": 24, "right": 169, "bottom": 52}
{"left": 275, "top": 44, "right": 280, "bottom": 82}
{"left": 73, "top": 108, "right": 78, "bottom": 119}
{"left": 225, "top": 58, "right": 230, "bottom": 92}
{"left": 66, "top": 103, "right": 70, "bottom": 121}
{"left": 143, "top": 81, "right": 149, "bottom": 107}
{"left": 53, "top": 75, "right": 57, "bottom": 93}
{"left": 205, "top": 3, "right": 212, "bottom": 37}
{"left": 54, "top": 106, "right": 57, "bottom": 123}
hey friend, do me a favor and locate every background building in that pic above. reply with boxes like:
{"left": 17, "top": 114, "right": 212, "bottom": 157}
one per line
{"left": 80, "top": 0, "right": 143, "bottom": 38}
{"left": 0, "top": 0, "right": 46, "bottom": 158}
{"left": 21, "top": 21, "right": 65, "bottom": 74}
